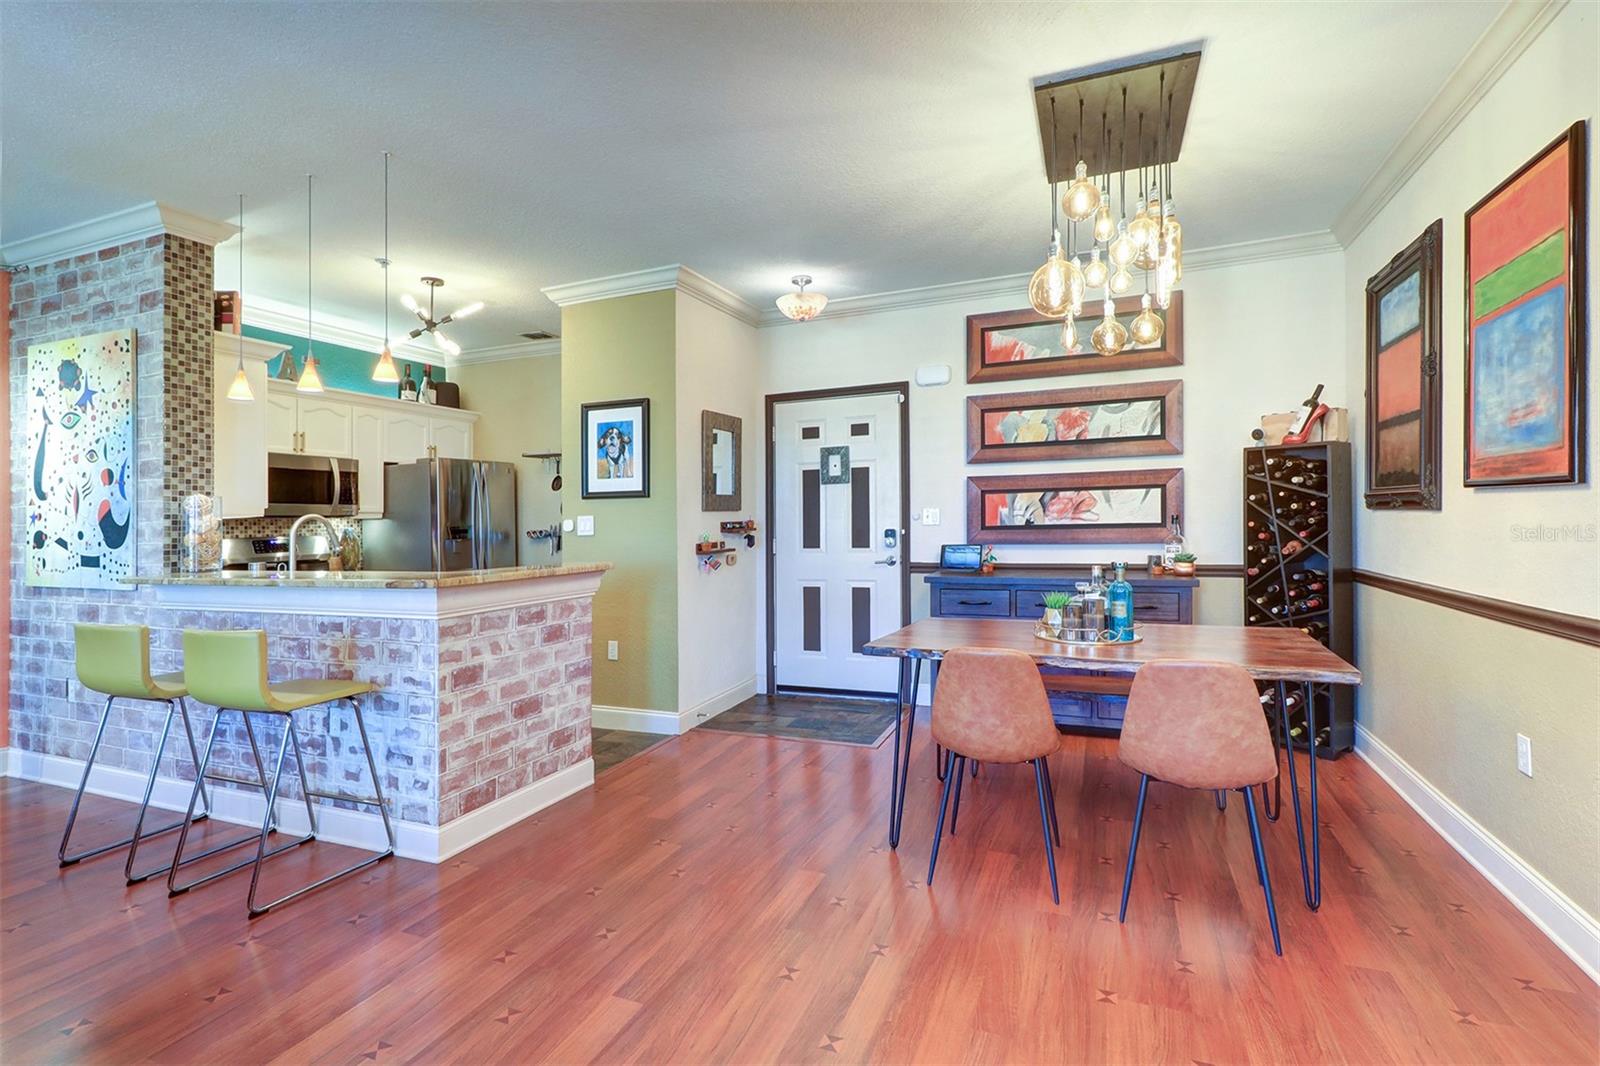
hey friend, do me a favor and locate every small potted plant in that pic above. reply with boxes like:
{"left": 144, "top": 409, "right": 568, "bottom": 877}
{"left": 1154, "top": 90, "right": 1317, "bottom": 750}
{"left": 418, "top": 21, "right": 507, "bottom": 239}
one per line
{"left": 980, "top": 545, "right": 997, "bottom": 576}
{"left": 1171, "top": 551, "right": 1197, "bottom": 577}
{"left": 1041, "top": 591, "right": 1072, "bottom": 635}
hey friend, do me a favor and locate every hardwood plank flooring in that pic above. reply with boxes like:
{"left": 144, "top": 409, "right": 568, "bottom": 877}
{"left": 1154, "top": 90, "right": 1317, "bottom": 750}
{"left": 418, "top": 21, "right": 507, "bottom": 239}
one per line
{"left": 1, "top": 723, "right": 1594, "bottom": 1064}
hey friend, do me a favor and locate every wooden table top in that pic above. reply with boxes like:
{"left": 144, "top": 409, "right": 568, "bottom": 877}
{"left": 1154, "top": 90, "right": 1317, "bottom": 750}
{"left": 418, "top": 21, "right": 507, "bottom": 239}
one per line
{"left": 863, "top": 618, "right": 1360, "bottom": 686}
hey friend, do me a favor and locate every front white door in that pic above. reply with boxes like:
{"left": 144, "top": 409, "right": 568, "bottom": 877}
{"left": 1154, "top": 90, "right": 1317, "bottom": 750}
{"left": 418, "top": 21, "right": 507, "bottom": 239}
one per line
{"left": 772, "top": 390, "right": 905, "bottom": 695}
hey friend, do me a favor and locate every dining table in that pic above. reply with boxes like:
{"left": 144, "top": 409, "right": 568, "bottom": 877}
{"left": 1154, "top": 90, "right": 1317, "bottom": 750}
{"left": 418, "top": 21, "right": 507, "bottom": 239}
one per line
{"left": 862, "top": 618, "right": 1362, "bottom": 911}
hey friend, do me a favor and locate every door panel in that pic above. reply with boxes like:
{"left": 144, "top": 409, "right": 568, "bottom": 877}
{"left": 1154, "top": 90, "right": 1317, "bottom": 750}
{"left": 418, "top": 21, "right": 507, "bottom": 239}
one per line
{"left": 298, "top": 398, "right": 353, "bottom": 457}
{"left": 772, "top": 391, "right": 904, "bottom": 695}
{"left": 352, "top": 409, "right": 385, "bottom": 517}
{"left": 383, "top": 411, "right": 431, "bottom": 463}
{"left": 265, "top": 390, "right": 297, "bottom": 453}
{"left": 431, "top": 418, "right": 473, "bottom": 459}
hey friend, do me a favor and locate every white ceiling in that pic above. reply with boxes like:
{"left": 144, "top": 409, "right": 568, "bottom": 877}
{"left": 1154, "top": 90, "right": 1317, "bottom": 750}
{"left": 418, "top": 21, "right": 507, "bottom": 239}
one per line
{"left": 2, "top": 1, "right": 1502, "bottom": 351}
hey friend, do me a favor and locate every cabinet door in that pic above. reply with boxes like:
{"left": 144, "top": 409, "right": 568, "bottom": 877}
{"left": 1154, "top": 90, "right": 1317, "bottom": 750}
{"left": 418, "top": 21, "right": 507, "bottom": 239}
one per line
{"left": 352, "top": 408, "right": 385, "bottom": 517}
{"left": 383, "top": 410, "right": 431, "bottom": 463}
{"left": 298, "top": 397, "right": 353, "bottom": 457}
{"left": 265, "top": 389, "right": 298, "bottom": 453}
{"left": 213, "top": 352, "right": 268, "bottom": 518}
{"left": 430, "top": 417, "right": 473, "bottom": 459}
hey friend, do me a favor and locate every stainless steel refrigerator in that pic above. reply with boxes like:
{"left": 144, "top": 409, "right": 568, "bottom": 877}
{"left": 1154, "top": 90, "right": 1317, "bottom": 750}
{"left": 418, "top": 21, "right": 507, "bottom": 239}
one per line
{"left": 361, "top": 459, "right": 518, "bottom": 571}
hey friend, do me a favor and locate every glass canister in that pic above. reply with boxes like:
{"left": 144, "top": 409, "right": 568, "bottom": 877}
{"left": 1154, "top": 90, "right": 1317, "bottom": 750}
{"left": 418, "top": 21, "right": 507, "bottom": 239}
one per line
{"left": 179, "top": 494, "right": 223, "bottom": 573}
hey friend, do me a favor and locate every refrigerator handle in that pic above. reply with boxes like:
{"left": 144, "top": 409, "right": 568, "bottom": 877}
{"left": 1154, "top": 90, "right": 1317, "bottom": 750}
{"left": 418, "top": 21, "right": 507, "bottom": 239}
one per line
{"left": 480, "top": 466, "right": 493, "bottom": 568}
{"left": 469, "top": 464, "right": 483, "bottom": 569}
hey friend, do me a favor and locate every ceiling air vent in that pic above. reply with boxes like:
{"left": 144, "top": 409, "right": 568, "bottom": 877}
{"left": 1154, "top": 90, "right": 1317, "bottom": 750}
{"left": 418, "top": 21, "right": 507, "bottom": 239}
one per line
{"left": 520, "top": 330, "right": 557, "bottom": 341}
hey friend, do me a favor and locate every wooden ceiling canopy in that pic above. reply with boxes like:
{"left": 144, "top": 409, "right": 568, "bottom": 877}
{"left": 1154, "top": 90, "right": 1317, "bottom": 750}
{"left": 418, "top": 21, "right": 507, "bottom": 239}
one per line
{"left": 1033, "top": 48, "right": 1202, "bottom": 184}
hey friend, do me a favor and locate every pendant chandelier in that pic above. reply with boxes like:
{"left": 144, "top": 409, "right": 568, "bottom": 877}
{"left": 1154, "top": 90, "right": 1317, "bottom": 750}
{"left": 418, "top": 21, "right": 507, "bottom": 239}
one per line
{"left": 298, "top": 173, "right": 325, "bottom": 393}
{"left": 372, "top": 151, "right": 400, "bottom": 384}
{"left": 225, "top": 192, "right": 254, "bottom": 403}
{"left": 401, "top": 277, "right": 481, "bottom": 358}
{"left": 1027, "top": 54, "right": 1194, "bottom": 357}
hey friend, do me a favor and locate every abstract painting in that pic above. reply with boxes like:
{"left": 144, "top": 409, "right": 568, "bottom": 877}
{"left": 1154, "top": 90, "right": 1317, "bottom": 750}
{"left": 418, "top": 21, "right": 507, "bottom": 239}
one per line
{"left": 25, "top": 329, "right": 137, "bottom": 588}
{"left": 966, "top": 379, "right": 1182, "bottom": 463}
{"left": 1364, "top": 219, "right": 1442, "bottom": 509}
{"left": 966, "top": 468, "right": 1182, "bottom": 544}
{"left": 581, "top": 397, "right": 650, "bottom": 498}
{"left": 966, "top": 292, "right": 1183, "bottom": 384}
{"left": 1464, "top": 122, "right": 1587, "bottom": 487}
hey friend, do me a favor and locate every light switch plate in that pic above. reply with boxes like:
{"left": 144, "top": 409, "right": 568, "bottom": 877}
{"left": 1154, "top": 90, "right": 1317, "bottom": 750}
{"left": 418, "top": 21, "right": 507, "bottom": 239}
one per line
{"left": 561, "top": 518, "right": 575, "bottom": 533}
{"left": 576, "top": 515, "right": 595, "bottom": 536}
{"left": 1516, "top": 733, "right": 1532, "bottom": 777}
{"left": 607, "top": 640, "right": 619, "bottom": 661}
{"left": 921, "top": 507, "right": 940, "bottom": 525}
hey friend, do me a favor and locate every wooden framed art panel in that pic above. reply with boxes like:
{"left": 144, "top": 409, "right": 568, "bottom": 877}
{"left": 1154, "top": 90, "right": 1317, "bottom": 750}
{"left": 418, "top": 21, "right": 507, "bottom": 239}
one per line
{"left": 965, "top": 291, "right": 1184, "bottom": 384}
{"left": 966, "top": 468, "right": 1182, "bottom": 544}
{"left": 1364, "top": 218, "right": 1443, "bottom": 509}
{"left": 581, "top": 397, "right": 651, "bottom": 499}
{"left": 966, "top": 379, "right": 1183, "bottom": 463}
{"left": 1463, "top": 121, "right": 1588, "bottom": 487}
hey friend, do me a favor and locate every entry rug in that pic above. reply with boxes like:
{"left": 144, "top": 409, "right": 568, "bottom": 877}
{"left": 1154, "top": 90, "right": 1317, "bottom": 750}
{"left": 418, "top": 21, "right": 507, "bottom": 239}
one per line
{"left": 701, "top": 694, "right": 898, "bottom": 748}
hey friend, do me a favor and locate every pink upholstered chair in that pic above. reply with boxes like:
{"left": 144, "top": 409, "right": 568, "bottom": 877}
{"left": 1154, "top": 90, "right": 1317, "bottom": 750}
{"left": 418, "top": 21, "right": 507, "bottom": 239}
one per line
{"left": 1117, "top": 660, "right": 1283, "bottom": 954}
{"left": 927, "top": 647, "right": 1063, "bottom": 903}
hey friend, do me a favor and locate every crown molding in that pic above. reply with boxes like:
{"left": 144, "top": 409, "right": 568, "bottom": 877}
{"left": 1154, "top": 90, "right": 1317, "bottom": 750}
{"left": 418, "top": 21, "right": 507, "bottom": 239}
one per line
{"left": 1332, "top": 0, "right": 1567, "bottom": 246}
{"left": 541, "top": 264, "right": 761, "bottom": 327}
{"left": 0, "top": 201, "right": 237, "bottom": 266}
{"left": 244, "top": 294, "right": 444, "bottom": 365}
{"left": 755, "top": 230, "right": 1342, "bottom": 327}
{"left": 453, "top": 338, "right": 562, "bottom": 366}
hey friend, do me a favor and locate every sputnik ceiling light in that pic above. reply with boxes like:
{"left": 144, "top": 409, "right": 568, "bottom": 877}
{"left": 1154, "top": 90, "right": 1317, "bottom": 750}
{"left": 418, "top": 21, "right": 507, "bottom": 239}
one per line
{"left": 225, "top": 192, "right": 253, "bottom": 403}
{"left": 401, "top": 276, "right": 482, "bottom": 358}
{"left": 1029, "top": 50, "right": 1197, "bottom": 357}
{"left": 776, "top": 274, "right": 828, "bottom": 322}
{"left": 297, "top": 173, "right": 325, "bottom": 393}
{"left": 372, "top": 151, "right": 400, "bottom": 384}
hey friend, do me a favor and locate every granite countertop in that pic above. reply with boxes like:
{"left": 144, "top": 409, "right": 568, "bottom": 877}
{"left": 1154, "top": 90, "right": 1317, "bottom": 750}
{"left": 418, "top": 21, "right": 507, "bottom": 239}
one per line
{"left": 125, "top": 563, "right": 611, "bottom": 590}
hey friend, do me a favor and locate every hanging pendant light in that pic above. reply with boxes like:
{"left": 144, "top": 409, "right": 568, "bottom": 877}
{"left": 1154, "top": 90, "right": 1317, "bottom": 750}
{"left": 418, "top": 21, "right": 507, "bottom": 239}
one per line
{"left": 1083, "top": 248, "right": 1108, "bottom": 289}
{"left": 1128, "top": 195, "right": 1159, "bottom": 257}
{"left": 1109, "top": 267, "right": 1134, "bottom": 294}
{"left": 1091, "top": 114, "right": 1116, "bottom": 243}
{"left": 1028, "top": 96, "right": 1074, "bottom": 319}
{"left": 226, "top": 192, "right": 254, "bottom": 403}
{"left": 372, "top": 151, "right": 400, "bottom": 384}
{"left": 297, "top": 173, "right": 325, "bottom": 394}
{"left": 1129, "top": 292, "right": 1164, "bottom": 346}
{"left": 1060, "top": 314, "right": 1080, "bottom": 354}
{"left": 1091, "top": 298, "right": 1129, "bottom": 356}
{"left": 776, "top": 274, "right": 828, "bottom": 321}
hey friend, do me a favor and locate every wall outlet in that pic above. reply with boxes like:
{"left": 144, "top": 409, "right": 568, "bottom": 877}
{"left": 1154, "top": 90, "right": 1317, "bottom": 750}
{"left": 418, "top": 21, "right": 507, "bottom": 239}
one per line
{"left": 576, "top": 515, "right": 595, "bottom": 536}
{"left": 921, "top": 507, "right": 940, "bottom": 525}
{"left": 1516, "top": 733, "right": 1533, "bottom": 777}
{"left": 606, "top": 640, "right": 619, "bottom": 661}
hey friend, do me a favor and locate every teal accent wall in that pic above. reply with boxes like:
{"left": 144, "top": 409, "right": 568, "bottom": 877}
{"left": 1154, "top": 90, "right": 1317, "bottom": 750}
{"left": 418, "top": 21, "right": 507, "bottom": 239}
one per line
{"left": 241, "top": 325, "right": 447, "bottom": 398}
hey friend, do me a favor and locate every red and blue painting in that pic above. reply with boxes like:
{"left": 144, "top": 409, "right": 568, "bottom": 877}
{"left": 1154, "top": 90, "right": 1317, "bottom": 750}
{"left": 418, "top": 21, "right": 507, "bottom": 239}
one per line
{"left": 1464, "top": 122, "right": 1587, "bottom": 486}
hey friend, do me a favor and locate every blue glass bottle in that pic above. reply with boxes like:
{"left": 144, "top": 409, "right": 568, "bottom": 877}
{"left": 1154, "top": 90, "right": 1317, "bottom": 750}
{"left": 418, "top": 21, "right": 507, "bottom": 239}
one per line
{"left": 1107, "top": 561, "right": 1135, "bottom": 641}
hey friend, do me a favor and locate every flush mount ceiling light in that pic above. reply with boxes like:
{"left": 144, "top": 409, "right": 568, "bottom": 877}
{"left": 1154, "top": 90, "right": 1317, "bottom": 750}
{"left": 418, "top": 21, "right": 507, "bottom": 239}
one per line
{"left": 401, "top": 276, "right": 482, "bottom": 358}
{"left": 776, "top": 275, "right": 828, "bottom": 322}
{"left": 372, "top": 151, "right": 400, "bottom": 384}
{"left": 297, "top": 173, "right": 325, "bottom": 394}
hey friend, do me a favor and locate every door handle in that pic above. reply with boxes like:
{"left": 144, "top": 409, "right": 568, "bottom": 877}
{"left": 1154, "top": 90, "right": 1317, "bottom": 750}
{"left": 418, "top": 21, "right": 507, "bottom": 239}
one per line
{"left": 874, "top": 555, "right": 898, "bottom": 566}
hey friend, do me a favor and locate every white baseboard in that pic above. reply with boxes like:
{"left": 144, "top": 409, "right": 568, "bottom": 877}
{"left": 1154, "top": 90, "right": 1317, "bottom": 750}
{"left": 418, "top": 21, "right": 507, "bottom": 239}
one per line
{"left": 1355, "top": 725, "right": 1599, "bottom": 985}
{"left": 0, "top": 747, "right": 13, "bottom": 778}
{"left": 4, "top": 749, "right": 593, "bottom": 865}
{"left": 594, "top": 675, "right": 756, "bottom": 735}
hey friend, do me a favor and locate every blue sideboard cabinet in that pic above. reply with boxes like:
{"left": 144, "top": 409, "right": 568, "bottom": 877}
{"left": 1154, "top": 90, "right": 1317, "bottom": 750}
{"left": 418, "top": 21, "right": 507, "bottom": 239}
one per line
{"left": 923, "top": 568, "right": 1198, "bottom": 731}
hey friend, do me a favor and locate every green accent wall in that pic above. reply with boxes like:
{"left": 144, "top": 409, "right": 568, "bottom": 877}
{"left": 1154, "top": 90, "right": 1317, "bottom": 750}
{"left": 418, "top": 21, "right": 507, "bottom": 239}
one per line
{"left": 560, "top": 291, "right": 679, "bottom": 714}
{"left": 241, "top": 325, "right": 447, "bottom": 398}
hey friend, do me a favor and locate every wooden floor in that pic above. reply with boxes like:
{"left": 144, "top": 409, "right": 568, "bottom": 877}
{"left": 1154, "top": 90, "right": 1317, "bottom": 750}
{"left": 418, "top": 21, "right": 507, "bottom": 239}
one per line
{"left": 2, "top": 722, "right": 1595, "bottom": 1064}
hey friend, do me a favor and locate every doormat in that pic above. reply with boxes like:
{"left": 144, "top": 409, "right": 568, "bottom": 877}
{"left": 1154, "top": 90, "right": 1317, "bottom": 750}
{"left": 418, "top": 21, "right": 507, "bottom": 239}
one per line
{"left": 700, "top": 694, "right": 897, "bottom": 748}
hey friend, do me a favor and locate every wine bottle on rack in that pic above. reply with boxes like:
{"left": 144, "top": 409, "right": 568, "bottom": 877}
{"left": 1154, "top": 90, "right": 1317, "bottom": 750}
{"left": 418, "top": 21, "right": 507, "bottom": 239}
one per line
{"left": 1288, "top": 568, "right": 1327, "bottom": 585}
{"left": 1281, "top": 539, "right": 1304, "bottom": 558}
{"left": 1299, "top": 621, "right": 1328, "bottom": 641}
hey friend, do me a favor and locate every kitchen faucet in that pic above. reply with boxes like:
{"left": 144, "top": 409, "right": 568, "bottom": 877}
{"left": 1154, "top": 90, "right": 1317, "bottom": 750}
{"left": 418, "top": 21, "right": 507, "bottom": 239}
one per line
{"left": 287, "top": 513, "right": 339, "bottom": 574}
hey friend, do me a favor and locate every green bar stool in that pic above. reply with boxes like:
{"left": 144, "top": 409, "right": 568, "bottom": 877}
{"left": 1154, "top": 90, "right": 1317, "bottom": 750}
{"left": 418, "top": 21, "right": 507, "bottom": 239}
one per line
{"left": 62, "top": 623, "right": 218, "bottom": 883}
{"left": 168, "top": 629, "right": 395, "bottom": 917}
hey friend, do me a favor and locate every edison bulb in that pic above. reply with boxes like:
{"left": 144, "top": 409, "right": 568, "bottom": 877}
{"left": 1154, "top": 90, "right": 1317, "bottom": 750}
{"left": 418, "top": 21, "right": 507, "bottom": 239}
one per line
{"left": 1061, "top": 161, "right": 1101, "bottom": 222}
{"left": 1060, "top": 314, "right": 1080, "bottom": 354}
{"left": 1155, "top": 253, "right": 1177, "bottom": 310}
{"left": 1127, "top": 200, "right": 1159, "bottom": 255}
{"left": 1092, "top": 202, "right": 1115, "bottom": 244}
{"left": 1108, "top": 221, "right": 1137, "bottom": 268}
{"left": 1066, "top": 255, "right": 1085, "bottom": 313}
{"left": 1109, "top": 267, "right": 1134, "bottom": 294}
{"left": 1161, "top": 201, "right": 1183, "bottom": 282}
{"left": 1083, "top": 248, "right": 1108, "bottom": 289}
{"left": 1027, "top": 241, "right": 1075, "bottom": 318}
{"left": 1129, "top": 293, "right": 1164, "bottom": 346}
{"left": 1091, "top": 300, "right": 1129, "bottom": 356}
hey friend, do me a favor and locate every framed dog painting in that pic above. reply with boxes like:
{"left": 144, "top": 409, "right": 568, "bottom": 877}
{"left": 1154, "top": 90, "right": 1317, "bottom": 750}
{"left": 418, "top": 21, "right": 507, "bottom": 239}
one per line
{"left": 582, "top": 397, "right": 650, "bottom": 499}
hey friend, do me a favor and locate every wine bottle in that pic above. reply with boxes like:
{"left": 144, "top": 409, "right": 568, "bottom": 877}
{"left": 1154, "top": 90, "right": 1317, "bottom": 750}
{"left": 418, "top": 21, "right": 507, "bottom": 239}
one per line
{"left": 420, "top": 364, "right": 437, "bottom": 405}
{"left": 400, "top": 363, "right": 418, "bottom": 402}
{"left": 1284, "top": 384, "right": 1326, "bottom": 439}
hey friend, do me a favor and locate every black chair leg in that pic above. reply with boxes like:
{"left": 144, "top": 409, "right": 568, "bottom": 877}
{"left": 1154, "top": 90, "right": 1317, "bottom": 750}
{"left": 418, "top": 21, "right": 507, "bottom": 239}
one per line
{"left": 935, "top": 744, "right": 947, "bottom": 782}
{"left": 950, "top": 753, "right": 966, "bottom": 835}
{"left": 1118, "top": 773, "right": 1151, "bottom": 922}
{"left": 1242, "top": 784, "right": 1283, "bottom": 955}
{"left": 926, "top": 754, "right": 959, "bottom": 887}
{"left": 1214, "top": 789, "right": 1227, "bottom": 811}
{"left": 1031, "top": 758, "right": 1059, "bottom": 904}
{"left": 1041, "top": 757, "right": 1061, "bottom": 847}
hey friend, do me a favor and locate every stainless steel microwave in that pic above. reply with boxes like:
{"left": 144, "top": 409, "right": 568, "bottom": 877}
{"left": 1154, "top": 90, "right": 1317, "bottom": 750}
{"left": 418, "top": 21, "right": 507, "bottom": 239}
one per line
{"left": 265, "top": 453, "right": 359, "bottom": 516}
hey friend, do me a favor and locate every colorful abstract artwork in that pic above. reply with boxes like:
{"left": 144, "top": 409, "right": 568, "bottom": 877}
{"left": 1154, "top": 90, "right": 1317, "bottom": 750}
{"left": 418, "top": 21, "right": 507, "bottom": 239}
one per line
{"left": 965, "top": 292, "right": 1184, "bottom": 384}
{"left": 966, "top": 380, "right": 1182, "bottom": 463}
{"left": 25, "top": 329, "right": 137, "bottom": 588}
{"left": 1464, "top": 122, "right": 1587, "bottom": 486}
{"left": 1364, "top": 220, "right": 1442, "bottom": 509}
{"left": 966, "top": 468, "right": 1182, "bottom": 545}
{"left": 581, "top": 397, "right": 650, "bottom": 498}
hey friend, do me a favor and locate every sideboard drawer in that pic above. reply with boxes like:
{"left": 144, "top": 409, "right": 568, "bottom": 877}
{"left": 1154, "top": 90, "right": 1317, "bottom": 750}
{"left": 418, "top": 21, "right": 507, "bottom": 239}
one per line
{"left": 938, "top": 588, "right": 1013, "bottom": 617}
{"left": 1132, "top": 591, "right": 1182, "bottom": 623}
{"left": 1015, "top": 587, "right": 1072, "bottom": 617}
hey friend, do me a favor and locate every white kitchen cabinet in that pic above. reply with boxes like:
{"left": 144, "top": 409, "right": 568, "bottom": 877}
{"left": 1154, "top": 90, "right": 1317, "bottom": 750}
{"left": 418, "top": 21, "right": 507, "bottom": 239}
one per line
{"left": 297, "top": 397, "right": 354, "bottom": 457}
{"left": 382, "top": 409, "right": 432, "bottom": 463}
{"left": 431, "top": 418, "right": 473, "bottom": 459}
{"left": 265, "top": 389, "right": 298, "bottom": 453}
{"left": 211, "top": 334, "right": 285, "bottom": 519}
{"left": 352, "top": 408, "right": 386, "bottom": 517}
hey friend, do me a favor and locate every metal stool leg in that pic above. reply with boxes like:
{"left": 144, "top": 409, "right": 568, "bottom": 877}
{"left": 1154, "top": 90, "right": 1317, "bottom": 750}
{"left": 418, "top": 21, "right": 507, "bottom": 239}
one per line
{"left": 1032, "top": 758, "right": 1059, "bottom": 905}
{"left": 926, "top": 755, "right": 960, "bottom": 887}
{"left": 1042, "top": 756, "right": 1061, "bottom": 848}
{"left": 1243, "top": 784, "right": 1283, "bottom": 955}
{"left": 1118, "top": 774, "right": 1150, "bottom": 922}
{"left": 58, "top": 696, "right": 118, "bottom": 866}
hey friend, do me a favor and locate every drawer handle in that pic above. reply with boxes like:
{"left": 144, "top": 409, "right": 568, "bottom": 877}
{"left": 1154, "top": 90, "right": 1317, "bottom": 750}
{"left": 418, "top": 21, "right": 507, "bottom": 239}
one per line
{"left": 956, "top": 599, "right": 992, "bottom": 606}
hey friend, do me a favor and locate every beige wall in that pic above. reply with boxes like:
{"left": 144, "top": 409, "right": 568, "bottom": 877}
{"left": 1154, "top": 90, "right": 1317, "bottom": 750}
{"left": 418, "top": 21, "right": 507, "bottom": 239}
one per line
{"left": 1340, "top": 3, "right": 1598, "bottom": 919}
{"left": 450, "top": 354, "right": 562, "bottom": 567}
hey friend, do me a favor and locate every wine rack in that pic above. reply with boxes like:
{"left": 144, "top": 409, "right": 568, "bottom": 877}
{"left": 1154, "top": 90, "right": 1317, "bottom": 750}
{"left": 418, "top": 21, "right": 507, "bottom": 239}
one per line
{"left": 1242, "top": 441, "right": 1353, "bottom": 757}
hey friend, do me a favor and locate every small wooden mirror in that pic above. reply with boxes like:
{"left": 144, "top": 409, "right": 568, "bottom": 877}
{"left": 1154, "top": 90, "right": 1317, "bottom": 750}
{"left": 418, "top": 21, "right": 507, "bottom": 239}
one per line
{"left": 702, "top": 410, "right": 741, "bottom": 511}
